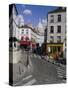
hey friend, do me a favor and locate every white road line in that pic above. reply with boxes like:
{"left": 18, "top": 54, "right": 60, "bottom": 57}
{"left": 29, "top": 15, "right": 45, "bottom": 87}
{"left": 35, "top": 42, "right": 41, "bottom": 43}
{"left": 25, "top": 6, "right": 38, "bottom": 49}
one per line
{"left": 14, "top": 75, "right": 33, "bottom": 86}
{"left": 23, "top": 75, "right": 33, "bottom": 81}
{"left": 57, "top": 68, "right": 65, "bottom": 74}
{"left": 57, "top": 68, "right": 64, "bottom": 72}
{"left": 23, "top": 79, "right": 36, "bottom": 85}
{"left": 57, "top": 72, "right": 64, "bottom": 77}
{"left": 58, "top": 75, "right": 63, "bottom": 78}
{"left": 57, "top": 68, "right": 65, "bottom": 78}
{"left": 57, "top": 71, "right": 66, "bottom": 78}
{"left": 57, "top": 72, "right": 64, "bottom": 75}
{"left": 57, "top": 70, "right": 65, "bottom": 74}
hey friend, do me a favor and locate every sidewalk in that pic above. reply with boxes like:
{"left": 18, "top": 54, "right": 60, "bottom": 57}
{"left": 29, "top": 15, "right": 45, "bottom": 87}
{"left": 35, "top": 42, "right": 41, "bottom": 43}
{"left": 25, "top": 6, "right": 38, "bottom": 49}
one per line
{"left": 9, "top": 49, "right": 32, "bottom": 85}
{"left": 42, "top": 55, "right": 66, "bottom": 68}
{"left": 9, "top": 49, "right": 22, "bottom": 63}
{"left": 13, "top": 63, "right": 30, "bottom": 85}
{"left": 32, "top": 54, "right": 66, "bottom": 68}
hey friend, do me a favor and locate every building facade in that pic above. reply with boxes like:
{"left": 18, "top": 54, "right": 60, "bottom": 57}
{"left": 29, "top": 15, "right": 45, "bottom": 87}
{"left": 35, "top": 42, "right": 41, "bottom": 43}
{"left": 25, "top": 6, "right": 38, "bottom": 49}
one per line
{"left": 46, "top": 7, "right": 66, "bottom": 59}
{"left": 9, "top": 4, "right": 45, "bottom": 51}
{"left": 9, "top": 4, "right": 21, "bottom": 50}
{"left": 9, "top": 4, "right": 25, "bottom": 51}
{"left": 19, "top": 25, "right": 44, "bottom": 49}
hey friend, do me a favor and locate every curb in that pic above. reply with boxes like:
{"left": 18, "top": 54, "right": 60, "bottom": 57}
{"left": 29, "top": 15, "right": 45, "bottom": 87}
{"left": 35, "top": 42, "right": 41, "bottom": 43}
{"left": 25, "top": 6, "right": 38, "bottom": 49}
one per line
{"left": 42, "top": 57, "right": 66, "bottom": 67}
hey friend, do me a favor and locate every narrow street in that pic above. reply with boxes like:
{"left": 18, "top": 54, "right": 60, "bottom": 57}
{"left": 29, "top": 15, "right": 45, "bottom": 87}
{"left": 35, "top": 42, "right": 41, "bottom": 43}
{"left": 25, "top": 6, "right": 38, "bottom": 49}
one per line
{"left": 14, "top": 51, "right": 66, "bottom": 86}
{"left": 9, "top": 4, "right": 66, "bottom": 86}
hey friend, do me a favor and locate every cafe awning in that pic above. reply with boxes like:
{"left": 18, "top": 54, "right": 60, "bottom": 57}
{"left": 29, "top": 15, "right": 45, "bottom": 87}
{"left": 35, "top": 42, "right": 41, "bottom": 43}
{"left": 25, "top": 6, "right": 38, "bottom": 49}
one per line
{"left": 20, "top": 41, "right": 31, "bottom": 46}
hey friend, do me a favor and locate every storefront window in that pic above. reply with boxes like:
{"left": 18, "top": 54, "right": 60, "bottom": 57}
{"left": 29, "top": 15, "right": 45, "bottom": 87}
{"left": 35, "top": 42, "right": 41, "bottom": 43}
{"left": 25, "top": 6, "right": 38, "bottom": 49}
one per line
{"left": 53, "top": 47, "right": 57, "bottom": 53}
{"left": 57, "top": 46, "right": 61, "bottom": 52}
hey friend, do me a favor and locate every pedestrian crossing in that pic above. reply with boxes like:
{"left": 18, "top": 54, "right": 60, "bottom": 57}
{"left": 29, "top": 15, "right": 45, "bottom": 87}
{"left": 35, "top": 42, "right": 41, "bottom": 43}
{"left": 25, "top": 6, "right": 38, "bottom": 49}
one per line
{"left": 14, "top": 74, "right": 37, "bottom": 86}
{"left": 56, "top": 66, "right": 66, "bottom": 82}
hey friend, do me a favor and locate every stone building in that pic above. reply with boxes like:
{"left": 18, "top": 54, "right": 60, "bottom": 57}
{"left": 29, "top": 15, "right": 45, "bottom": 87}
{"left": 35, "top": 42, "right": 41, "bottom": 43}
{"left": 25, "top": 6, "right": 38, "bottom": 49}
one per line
{"left": 9, "top": 4, "right": 25, "bottom": 51}
{"left": 46, "top": 7, "right": 66, "bottom": 59}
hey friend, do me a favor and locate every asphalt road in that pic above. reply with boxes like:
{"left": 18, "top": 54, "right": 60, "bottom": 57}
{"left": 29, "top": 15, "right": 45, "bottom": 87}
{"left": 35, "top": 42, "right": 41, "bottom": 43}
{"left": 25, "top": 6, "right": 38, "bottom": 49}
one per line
{"left": 29, "top": 56, "right": 62, "bottom": 84}
{"left": 14, "top": 52, "right": 66, "bottom": 86}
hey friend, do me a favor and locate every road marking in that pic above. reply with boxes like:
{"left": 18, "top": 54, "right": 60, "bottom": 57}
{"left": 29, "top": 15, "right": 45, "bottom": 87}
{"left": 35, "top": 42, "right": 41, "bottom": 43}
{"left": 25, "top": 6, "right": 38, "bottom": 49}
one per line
{"left": 13, "top": 75, "right": 33, "bottom": 86}
{"left": 57, "top": 68, "right": 65, "bottom": 74}
{"left": 57, "top": 67, "right": 66, "bottom": 79}
{"left": 57, "top": 70, "right": 65, "bottom": 74}
{"left": 23, "top": 79, "right": 36, "bottom": 85}
{"left": 57, "top": 72, "right": 64, "bottom": 75}
{"left": 23, "top": 75, "right": 33, "bottom": 81}
{"left": 57, "top": 68, "right": 64, "bottom": 72}
{"left": 58, "top": 74, "right": 64, "bottom": 78}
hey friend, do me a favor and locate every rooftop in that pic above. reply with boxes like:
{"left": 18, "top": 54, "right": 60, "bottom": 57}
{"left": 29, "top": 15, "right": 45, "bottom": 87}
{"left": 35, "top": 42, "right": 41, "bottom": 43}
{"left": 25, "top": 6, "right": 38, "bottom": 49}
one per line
{"left": 48, "top": 7, "right": 66, "bottom": 14}
{"left": 19, "top": 25, "right": 44, "bottom": 36}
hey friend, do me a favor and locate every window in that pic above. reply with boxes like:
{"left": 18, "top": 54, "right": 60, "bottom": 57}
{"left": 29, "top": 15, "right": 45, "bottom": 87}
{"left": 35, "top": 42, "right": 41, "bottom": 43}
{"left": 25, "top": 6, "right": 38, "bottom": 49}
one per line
{"left": 22, "top": 29, "right": 24, "bottom": 34}
{"left": 50, "top": 26, "right": 54, "bottom": 33}
{"left": 58, "top": 15, "right": 61, "bottom": 22}
{"left": 57, "top": 36, "right": 61, "bottom": 42}
{"left": 57, "top": 26, "right": 61, "bottom": 33}
{"left": 50, "top": 36, "right": 54, "bottom": 43}
{"left": 14, "top": 43, "right": 16, "bottom": 47}
{"left": 50, "top": 15, "right": 54, "bottom": 23}
{"left": 26, "top": 29, "right": 28, "bottom": 34}
{"left": 53, "top": 47, "right": 57, "bottom": 53}
{"left": 21, "top": 36, "right": 24, "bottom": 40}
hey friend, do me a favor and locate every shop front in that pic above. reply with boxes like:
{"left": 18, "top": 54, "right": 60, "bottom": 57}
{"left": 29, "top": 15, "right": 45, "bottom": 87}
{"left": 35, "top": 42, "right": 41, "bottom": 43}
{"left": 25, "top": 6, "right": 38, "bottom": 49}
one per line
{"left": 46, "top": 43, "right": 63, "bottom": 60}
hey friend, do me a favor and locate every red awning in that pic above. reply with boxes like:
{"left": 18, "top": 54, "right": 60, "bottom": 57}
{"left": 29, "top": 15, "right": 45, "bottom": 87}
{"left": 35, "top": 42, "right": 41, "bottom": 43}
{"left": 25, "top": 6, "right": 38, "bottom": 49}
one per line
{"left": 20, "top": 41, "right": 31, "bottom": 45}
